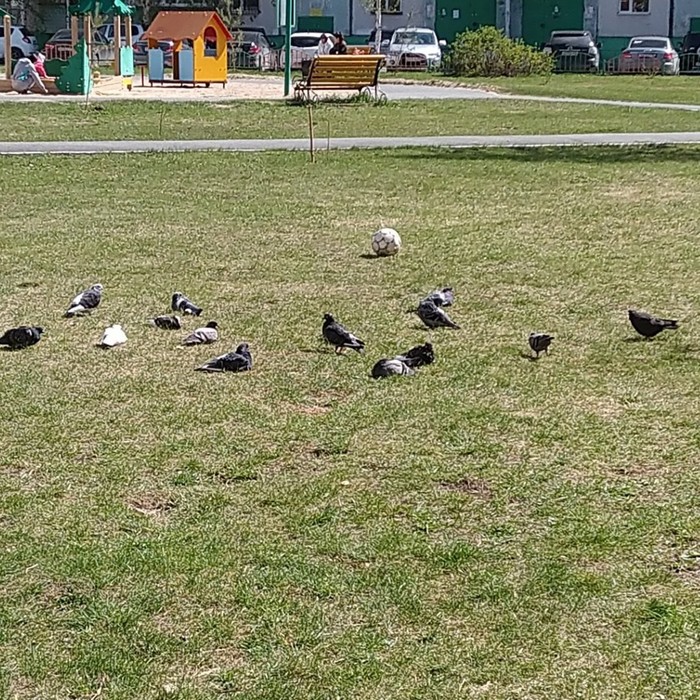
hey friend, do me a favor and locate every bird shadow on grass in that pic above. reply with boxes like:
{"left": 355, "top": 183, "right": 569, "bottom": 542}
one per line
{"left": 622, "top": 336, "right": 650, "bottom": 343}
{"left": 359, "top": 253, "right": 382, "bottom": 260}
{"left": 299, "top": 347, "right": 329, "bottom": 355}
{"left": 519, "top": 351, "right": 539, "bottom": 362}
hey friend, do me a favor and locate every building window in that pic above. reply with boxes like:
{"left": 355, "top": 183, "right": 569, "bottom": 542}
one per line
{"left": 371, "top": 0, "right": 401, "bottom": 14}
{"left": 619, "top": 0, "right": 650, "bottom": 13}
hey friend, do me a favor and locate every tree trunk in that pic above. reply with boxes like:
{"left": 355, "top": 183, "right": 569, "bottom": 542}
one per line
{"left": 374, "top": 0, "right": 382, "bottom": 54}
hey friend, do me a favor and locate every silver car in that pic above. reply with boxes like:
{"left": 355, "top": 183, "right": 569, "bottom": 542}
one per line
{"left": 619, "top": 36, "right": 680, "bottom": 75}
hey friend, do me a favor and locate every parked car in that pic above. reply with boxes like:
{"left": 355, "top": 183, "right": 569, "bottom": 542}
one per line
{"left": 44, "top": 28, "right": 113, "bottom": 64}
{"left": 133, "top": 39, "right": 174, "bottom": 67}
{"left": 232, "top": 30, "right": 274, "bottom": 70}
{"left": 680, "top": 30, "right": 700, "bottom": 55}
{"left": 0, "top": 24, "right": 37, "bottom": 62}
{"left": 386, "top": 27, "right": 446, "bottom": 70}
{"left": 618, "top": 36, "right": 680, "bottom": 75}
{"left": 97, "top": 22, "right": 144, "bottom": 46}
{"left": 368, "top": 27, "right": 391, "bottom": 53}
{"left": 543, "top": 30, "right": 599, "bottom": 72}
{"left": 278, "top": 31, "right": 323, "bottom": 69}
{"left": 231, "top": 26, "right": 271, "bottom": 43}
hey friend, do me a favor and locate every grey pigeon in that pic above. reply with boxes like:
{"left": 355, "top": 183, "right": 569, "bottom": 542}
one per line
{"left": 371, "top": 343, "right": 435, "bottom": 379}
{"left": 417, "top": 299, "right": 460, "bottom": 329}
{"left": 628, "top": 309, "right": 679, "bottom": 339}
{"left": 396, "top": 342, "right": 435, "bottom": 368}
{"left": 195, "top": 343, "right": 252, "bottom": 373}
{"left": 372, "top": 358, "right": 415, "bottom": 379}
{"left": 182, "top": 321, "right": 219, "bottom": 346}
{"left": 65, "top": 283, "right": 103, "bottom": 317}
{"left": 0, "top": 325, "right": 44, "bottom": 350}
{"left": 425, "top": 287, "right": 455, "bottom": 307}
{"left": 528, "top": 332, "right": 554, "bottom": 358}
{"left": 172, "top": 292, "right": 202, "bottom": 316}
{"left": 151, "top": 315, "right": 181, "bottom": 330}
{"left": 322, "top": 313, "right": 365, "bottom": 353}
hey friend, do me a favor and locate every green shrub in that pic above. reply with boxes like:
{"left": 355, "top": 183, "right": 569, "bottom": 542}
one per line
{"left": 445, "top": 26, "right": 554, "bottom": 77}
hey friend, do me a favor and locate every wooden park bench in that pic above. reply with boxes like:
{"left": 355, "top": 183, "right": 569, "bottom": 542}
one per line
{"left": 294, "top": 54, "right": 386, "bottom": 103}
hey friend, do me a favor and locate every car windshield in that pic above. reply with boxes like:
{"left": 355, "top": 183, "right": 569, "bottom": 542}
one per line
{"left": 630, "top": 38, "right": 667, "bottom": 49}
{"left": 241, "top": 32, "right": 265, "bottom": 44}
{"left": 291, "top": 36, "right": 320, "bottom": 48}
{"left": 392, "top": 31, "right": 436, "bottom": 45}
{"left": 50, "top": 30, "right": 72, "bottom": 41}
{"left": 550, "top": 32, "right": 590, "bottom": 42}
{"left": 18, "top": 26, "right": 32, "bottom": 38}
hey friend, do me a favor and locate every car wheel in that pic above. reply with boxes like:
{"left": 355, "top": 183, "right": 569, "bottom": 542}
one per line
{"left": 11, "top": 47, "right": 24, "bottom": 60}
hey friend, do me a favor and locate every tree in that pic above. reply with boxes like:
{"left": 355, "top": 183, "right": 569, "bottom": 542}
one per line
{"left": 360, "top": 0, "right": 382, "bottom": 53}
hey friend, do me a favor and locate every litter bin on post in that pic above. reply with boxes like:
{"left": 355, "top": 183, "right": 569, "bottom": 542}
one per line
{"left": 301, "top": 58, "right": 312, "bottom": 78}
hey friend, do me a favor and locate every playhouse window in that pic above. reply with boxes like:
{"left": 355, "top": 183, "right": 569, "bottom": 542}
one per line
{"left": 619, "top": 0, "right": 650, "bottom": 13}
{"left": 204, "top": 27, "right": 217, "bottom": 56}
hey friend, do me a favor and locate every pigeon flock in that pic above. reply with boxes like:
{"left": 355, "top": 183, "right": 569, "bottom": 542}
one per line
{"left": 0, "top": 283, "right": 682, "bottom": 376}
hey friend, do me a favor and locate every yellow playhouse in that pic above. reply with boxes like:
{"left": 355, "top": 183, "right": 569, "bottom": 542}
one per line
{"left": 140, "top": 10, "right": 233, "bottom": 87}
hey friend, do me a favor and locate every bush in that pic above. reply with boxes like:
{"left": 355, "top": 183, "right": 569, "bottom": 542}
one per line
{"left": 445, "top": 26, "right": 554, "bottom": 77}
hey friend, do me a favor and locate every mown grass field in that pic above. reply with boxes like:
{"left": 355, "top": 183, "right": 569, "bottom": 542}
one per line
{"left": 391, "top": 72, "right": 700, "bottom": 105}
{"left": 2, "top": 146, "right": 700, "bottom": 699}
{"left": 0, "top": 98, "right": 697, "bottom": 142}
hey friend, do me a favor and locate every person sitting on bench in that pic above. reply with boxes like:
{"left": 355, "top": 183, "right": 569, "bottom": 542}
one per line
{"left": 12, "top": 54, "right": 48, "bottom": 95}
{"left": 330, "top": 32, "right": 348, "bottom": 55}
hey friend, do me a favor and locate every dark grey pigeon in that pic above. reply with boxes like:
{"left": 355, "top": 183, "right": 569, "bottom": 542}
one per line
{"left": 172, "top": 292, "right": 202, "bottom": 316}
{"left": 322, "top": 314, "right": 365, "bottom": 354}
{"left": 417, "top": 299, "right": 460, "bottom": 330}
{"left": 0, "top": 325, "right": 44, "bottom": 350}
{"left": 628, "top": 309, "right": 679, "bottom": 339}
{"left": 396, "top": 342, "right": 435, "bottom": 368}
{"left": 425, "top": 287, "right": 455, "bottom": 308}
{"left": 65, "top": 283, "right": 103, "bottom": 317}
{"left": 151, "top": 315, "right": 181, "bottom": 330}
{"left": 528, "top": 332, "right": 554, "bottom": 358}
{"left": 372, "top": 358, "right": 415, "bottom": 379}
{"left": 195, "top": 343, "right": 252, "bottom": 373}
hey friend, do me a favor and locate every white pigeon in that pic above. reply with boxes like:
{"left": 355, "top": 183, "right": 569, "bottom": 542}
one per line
{"left": 100, "top": 324, "right": 127, "bottom": 348}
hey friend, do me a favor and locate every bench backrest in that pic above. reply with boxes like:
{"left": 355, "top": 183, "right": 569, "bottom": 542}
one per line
{"left": 307, "top": 54, "right": 385, "bottom": 87}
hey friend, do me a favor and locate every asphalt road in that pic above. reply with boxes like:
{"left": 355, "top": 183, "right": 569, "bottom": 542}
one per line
{"left": 1, "top": 132, "right": 699, "bottom": 155}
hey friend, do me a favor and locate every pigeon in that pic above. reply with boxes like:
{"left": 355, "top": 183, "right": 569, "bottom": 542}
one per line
{"left": 100, "top": 324, "right": 127, "bottom": 348}
{"left": 528, "top": 332, "right": 554, "bottom": 358}
{"left": 195, "top": 343, "right": 252, "bottom": 373}
{"left": 151, "top": 315, "right": 181, "bottom": 330}
{"left": 396, "top": 342, "right": 435, "bottom": 368}
{"left": 182, "top": 321, "right": 219, "bottom": 346}
{"left": 172, "top": 292, "right": 202, "bottom": 316}
{"left": 65, "top": 283, "right": 103, "bottom": 317}
{"left": 372, "top": 358, "right": 415, "bottom": 379}
{"left": 0, "top": 325, "right": 44, "bottom": 350}
{"left": 628, "top": 309, "right": 679, "bottom": 339}
{"left": 416, "top": 299, "right": 460, "bottom": 330}
{"left": 322, "top": 314, "right": 365, "bottom": 354}
{"left": 425, "top": 287, "right": 455, "bottom": 308}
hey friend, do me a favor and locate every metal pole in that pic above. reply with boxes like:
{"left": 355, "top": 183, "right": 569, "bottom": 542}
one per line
{"left": 284, "top": 0, "right": 292, "bottom": 96}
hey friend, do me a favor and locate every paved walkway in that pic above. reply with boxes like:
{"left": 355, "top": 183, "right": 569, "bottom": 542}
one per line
{"left": 1, "top": 75, "right": 700, "bottom": 111}
{"left": 2, "top": 132, "right": 699, "bottom": 156}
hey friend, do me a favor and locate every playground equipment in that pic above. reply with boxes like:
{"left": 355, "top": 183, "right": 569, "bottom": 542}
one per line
{"left": 140, "top": 10, "right": 232, "bottom": 87}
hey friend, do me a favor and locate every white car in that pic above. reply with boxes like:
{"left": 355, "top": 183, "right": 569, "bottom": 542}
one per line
{"left": 279, "top": 31, "right": 324, "bottom": 69}
{"left": 386, "top": 27, "right": 446, "bottom": 70}
{"left": 0, "top": 25, "right": 37, "bottom": 61}
{"left": 97, "top": 22, "right": 144, "bottom": 46}
{"left": 619, "top": 36, "right": 680, "bottom": 75}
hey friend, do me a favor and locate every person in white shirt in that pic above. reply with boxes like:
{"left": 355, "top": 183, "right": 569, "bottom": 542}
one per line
{"left": 317, "top": 33, "right": 334, "bottom": 56}
{"left": 11, "top": 55, "right": 48, "bottom": 94}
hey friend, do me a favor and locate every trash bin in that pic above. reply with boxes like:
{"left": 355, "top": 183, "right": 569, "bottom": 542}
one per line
{"left": 301, "top": 58, "right": 312, "bottom": 78}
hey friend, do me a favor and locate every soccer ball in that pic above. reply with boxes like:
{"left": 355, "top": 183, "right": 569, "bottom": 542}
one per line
{"left": 371, "top": 228, "right": 402, "bottom": 257}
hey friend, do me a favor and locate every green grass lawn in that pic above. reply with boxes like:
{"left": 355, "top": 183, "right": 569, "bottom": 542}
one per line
{"left": 2, "top": 146, "right": 700, "bottom": 699}
{"left": 0, "top": 99, "right": 697, "bottom": 142}
{"left": 390, "top": 72, "right": 700, "bottom": 105}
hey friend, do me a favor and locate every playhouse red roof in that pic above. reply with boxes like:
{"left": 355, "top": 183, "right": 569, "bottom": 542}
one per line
{"left": 141, "top": 11, "right": 233, "bottom": 43}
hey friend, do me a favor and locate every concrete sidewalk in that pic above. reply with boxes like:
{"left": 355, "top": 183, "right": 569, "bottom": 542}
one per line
{"left": 1, "top": 131, "right": 699, "bottom": 156}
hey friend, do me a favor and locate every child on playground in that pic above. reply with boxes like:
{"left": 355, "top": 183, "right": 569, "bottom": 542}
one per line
{"left": 11, "top": 54, "right": 48, "bottom": 95}
{"left": 33, "top": 52, "right": 47, "bottom": 78}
